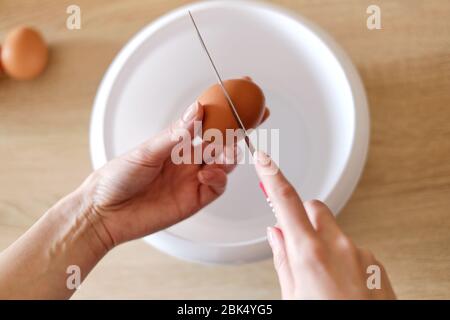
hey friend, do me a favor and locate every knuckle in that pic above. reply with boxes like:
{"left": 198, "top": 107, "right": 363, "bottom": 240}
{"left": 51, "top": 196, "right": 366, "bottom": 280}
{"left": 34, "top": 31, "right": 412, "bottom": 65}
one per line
{"left": 359, "top": 248, "right": 376, "bottom": 261}
{"left": 310, "top": 243, "right": 327, "bottom": 260}
{"left": 337, "top": 236, "right": 358, "bottom": 255}
{"left": 304, "top": 199, "right": 326, "bottom": 210}
{"left": 274, "top": 183, "right": 298, "bottom": 200}
{"left": 133, "top": 147, "right": 151, "bottom": 161}
{"left": 297, "top": 241, "right": 327, "bottom": 265}
{"left": 304, "top": 202, "right": 322, "bottom": 222}
{"left": 358, "top": 249, "right": 383, "bottom": 270}
{"left": 138, "top": 146, "right": 159, "bottom": 165}
{"left": 303, "top": 200, "right": 330, "bottom": 230}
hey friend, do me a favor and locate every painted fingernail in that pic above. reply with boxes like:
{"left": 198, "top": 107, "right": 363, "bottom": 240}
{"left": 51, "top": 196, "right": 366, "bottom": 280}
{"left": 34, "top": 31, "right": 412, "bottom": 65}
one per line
{"left": 182, "top": 101, "right": 199, "bottom": 122}
{"left": 267, "top": 227, "right": 279, "bottom": 249}
{"left": 267, "top": 227, "right": 274, "bottom": 246}
{"left": 267, "top": 226, "right": 282, "bottom": 250}
{"left": 256, "top": 150, "right": 271, "bottom": 166}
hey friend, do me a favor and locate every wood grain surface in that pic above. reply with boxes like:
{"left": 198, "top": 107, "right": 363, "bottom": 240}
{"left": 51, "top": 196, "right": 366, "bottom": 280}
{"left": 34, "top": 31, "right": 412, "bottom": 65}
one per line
{"left": 1, "top": 0, "right": 449, "bottom": 299}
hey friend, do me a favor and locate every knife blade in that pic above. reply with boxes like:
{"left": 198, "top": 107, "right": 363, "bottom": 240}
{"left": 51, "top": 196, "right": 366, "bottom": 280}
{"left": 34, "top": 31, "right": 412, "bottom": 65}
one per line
{"left": 188, "top": 10, "right": 275, "bottom": 215}
{"left": 188, "top": 10, "right": 256, "bottom": 155}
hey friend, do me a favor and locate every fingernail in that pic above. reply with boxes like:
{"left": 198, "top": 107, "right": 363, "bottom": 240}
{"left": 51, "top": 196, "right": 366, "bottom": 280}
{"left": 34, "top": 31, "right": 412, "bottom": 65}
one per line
{"left": 256, "top": 150, "right": 271, "bottom": 166}
{"left": 182, "top": 101, "right": 199, "bottom": 122}
{"left": 267, "top": 227, "right": 274, "bottom": 246}
{"left": 267, "top": 227, "right": 282, "bottom": 250}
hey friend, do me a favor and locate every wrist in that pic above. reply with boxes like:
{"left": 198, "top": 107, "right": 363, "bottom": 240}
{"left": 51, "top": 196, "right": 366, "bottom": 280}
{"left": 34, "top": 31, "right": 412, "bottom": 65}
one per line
{"left": 48, "top": 181, "right": 114, "bottom": 261}
{"left": 74, "top": 180, "right": 116, "bottom": 255}
{"left": 0, "top": 182, "right": 113, "bottom": 299}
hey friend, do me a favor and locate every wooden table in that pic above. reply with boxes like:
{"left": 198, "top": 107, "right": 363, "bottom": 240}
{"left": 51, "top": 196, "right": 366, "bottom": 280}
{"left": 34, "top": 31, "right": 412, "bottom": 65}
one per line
{"left": 1, "top": 0, "right": 449, "bottom": 299}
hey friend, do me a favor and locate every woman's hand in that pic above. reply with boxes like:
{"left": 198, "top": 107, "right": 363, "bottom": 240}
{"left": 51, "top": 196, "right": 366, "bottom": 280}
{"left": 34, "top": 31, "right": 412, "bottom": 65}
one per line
{"left": 0, "top": 97, "right": 268, "bottom": 299}
{"left": 255, "top": 151, "right": 396, "bottom": 300}
{"left": 83, "top": 100, "right": 270, "bottom": 250}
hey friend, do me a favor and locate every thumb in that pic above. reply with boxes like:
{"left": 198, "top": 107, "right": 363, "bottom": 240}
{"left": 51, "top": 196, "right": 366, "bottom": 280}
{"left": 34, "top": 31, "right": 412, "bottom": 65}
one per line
{"left": 125, "top": 101, "right": 203, "bottom": 166}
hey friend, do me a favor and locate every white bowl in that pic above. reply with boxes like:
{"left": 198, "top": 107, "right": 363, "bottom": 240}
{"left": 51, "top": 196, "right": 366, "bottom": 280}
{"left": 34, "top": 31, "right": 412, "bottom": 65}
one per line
{"left": 90, "top": 0, "right": 369, "bottom": 264}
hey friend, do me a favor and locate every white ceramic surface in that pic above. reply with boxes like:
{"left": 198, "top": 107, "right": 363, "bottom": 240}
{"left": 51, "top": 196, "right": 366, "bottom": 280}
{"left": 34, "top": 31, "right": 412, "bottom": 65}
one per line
{"left": 90, "top": 0, "right": 369, "bottom": 264}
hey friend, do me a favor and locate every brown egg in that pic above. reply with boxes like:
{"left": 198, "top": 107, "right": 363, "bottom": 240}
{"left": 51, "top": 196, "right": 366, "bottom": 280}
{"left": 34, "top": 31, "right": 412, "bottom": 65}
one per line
{"left": 1, "top": 26, "right": 48, "bottom": 80}
{"left": 198, "top": 79, "right": 265, "bottom": 142}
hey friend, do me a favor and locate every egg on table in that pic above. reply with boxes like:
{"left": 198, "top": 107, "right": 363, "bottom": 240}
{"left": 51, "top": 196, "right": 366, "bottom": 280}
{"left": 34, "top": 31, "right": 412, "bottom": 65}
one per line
{"left": 198, "top": 78, "right": 267, "bottom": 143}
{"left": 1, "top": 26, "right": 48, "bottom": 80}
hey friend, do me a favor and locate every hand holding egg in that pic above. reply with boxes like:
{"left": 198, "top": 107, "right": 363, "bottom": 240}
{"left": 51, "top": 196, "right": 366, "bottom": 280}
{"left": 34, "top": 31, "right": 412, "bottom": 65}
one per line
{"left": 198, "top": 76, "right": 270, "bottom": 143}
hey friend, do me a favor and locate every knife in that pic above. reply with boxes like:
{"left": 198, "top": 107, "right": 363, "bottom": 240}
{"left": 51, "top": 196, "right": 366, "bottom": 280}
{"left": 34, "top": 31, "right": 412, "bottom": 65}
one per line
{"left": 188, "top": 10, "right": 275, "bottom": 213}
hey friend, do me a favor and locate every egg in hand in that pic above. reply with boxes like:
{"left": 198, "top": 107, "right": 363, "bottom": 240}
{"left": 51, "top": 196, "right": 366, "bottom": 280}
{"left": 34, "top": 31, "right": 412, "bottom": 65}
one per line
{"left": 198, "top": 78, "right": 268, "bottom": 143}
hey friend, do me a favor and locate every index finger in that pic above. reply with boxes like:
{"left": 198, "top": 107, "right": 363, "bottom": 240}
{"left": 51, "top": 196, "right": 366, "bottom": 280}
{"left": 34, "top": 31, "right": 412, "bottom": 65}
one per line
{"left": 254, "top": 151, "right": 316, "bottom": 242}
